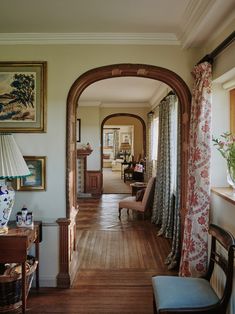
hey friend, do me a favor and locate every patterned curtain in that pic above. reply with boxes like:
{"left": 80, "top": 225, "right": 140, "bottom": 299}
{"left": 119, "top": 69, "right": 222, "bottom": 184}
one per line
{"left": 146, "top": 112, "right": 154, "bottom": 180}
{"left": 113, "top": 129, "right": 119, "bottom": 159}
{"left": 165, "top": 101, "right": 181, "bottom": 270}
{"left": 180, "top": 62, "right": 212, "bottom": 277}
{"left": 151, "top": 95, "right": 175, "bottom": 238}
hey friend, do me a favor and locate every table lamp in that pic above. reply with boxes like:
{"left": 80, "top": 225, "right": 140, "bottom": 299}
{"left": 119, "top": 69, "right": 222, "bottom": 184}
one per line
{"left": 0, "top": 134, "right": 30, "bottom": 234}
{"left": 120, "top": 142, "right": 131, "bottom": 162}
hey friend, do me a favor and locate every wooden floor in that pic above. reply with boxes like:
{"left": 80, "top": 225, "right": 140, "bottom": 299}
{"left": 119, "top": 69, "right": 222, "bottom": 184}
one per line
{"left": 27, "top": 194, "right": 177, "bottom": 313}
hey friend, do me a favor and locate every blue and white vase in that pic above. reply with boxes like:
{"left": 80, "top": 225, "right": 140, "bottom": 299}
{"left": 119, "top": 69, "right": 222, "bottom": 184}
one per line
{"left": 0, "top": 180, "right": 15, "bottom": 233}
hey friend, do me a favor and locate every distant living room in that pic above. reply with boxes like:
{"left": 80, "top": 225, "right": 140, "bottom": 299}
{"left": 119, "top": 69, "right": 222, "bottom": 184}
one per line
{"left": 102, "top": 115, "right": 145, "bottom": 193}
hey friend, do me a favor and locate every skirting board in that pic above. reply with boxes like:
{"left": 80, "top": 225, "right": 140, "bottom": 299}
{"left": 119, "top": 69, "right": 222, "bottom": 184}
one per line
{"left": 32, "top": 276, "right": 57, "bottom": 287}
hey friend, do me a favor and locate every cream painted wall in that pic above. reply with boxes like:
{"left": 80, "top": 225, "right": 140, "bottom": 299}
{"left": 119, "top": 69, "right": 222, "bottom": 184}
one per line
{"left": 211, "top": 83, "right": 230, "bottom": 187}
{"left": 197, "top": 17, "right": 235, "bottom": 80}
{"left": 0, "top": 43, "right": 196, "bottom": 286}
{"left": 77, "top": 106, "right": 148, "bottom": 168}
{"left": 77, "top": 106, "right": 100, "bottom": 170}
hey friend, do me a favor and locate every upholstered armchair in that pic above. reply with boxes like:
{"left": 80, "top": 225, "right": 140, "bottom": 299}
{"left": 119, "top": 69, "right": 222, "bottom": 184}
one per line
{"left": 118, "top": 177, "right": 156, "bottom": 219}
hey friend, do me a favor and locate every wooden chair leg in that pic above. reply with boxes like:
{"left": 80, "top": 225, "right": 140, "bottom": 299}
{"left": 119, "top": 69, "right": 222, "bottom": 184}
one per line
{"left": 153, "top": 295, "right": 157, "bottom": 314}
{"left": 119, "top": 208, "right": 122, "bottom": 219}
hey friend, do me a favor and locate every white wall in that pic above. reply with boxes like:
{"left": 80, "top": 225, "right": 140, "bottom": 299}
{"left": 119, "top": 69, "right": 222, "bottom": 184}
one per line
{"left": 0, "top": 43, "right": 197, "bottom": 286}
{"left": 77, "top": 106, "right": 101, "bottom": 170}
{"left": 211, "top": 83, "right": 230, "bottom": 187}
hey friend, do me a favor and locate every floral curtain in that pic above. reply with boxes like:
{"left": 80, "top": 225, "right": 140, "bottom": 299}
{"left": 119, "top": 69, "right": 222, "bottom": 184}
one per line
{"left": 180, "top": 62, "right": 212, "bottom": 277}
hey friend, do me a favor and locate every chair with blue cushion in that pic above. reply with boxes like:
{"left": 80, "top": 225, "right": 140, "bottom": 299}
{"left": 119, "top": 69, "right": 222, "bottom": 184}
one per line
{"left": 152, "top": 223, "right": 235, "bottom": 314}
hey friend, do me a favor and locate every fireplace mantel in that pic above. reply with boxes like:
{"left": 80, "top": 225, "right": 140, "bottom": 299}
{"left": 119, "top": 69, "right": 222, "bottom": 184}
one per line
{"left": 77, "top": 148, "right": 93, "bottom": 158}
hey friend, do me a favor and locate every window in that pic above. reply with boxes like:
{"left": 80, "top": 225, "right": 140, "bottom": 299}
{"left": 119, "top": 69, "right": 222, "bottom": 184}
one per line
{"left": 151, "top": 117, "right": 159, "bottom": 161}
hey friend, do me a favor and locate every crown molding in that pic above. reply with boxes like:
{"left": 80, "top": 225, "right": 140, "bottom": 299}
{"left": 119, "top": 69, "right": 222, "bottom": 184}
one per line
{"left": 179, "top": 0, "right": 215, "bottom": 48}
{"left": 0, "top": 32, "right": 180, "bottom": 45}
{"left": 179, "top": 0, "right": 235, "bottom": 48}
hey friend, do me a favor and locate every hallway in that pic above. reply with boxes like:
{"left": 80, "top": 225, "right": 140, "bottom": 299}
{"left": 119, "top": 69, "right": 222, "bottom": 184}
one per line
{"left": 27, "top": 194, "right": 176, "bottom": 313}
{"left": 103, "top": 168, "right": 132, "bottom": 194}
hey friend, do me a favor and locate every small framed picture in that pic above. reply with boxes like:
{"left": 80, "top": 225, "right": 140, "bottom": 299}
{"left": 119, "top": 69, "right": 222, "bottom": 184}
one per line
{"left": 17, "top": 156, "right": 46, "bottom": 191}
{"left": 77, "top": 119, "right": 81, "bottom": 142}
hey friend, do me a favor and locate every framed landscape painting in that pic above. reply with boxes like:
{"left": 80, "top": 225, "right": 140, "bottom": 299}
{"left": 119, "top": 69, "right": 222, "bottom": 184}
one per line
{"left": 0, "top": 61, "right": 47, "bottom": 132}
{"left": 17, "top": 156, "right": 46, "bottom": 191}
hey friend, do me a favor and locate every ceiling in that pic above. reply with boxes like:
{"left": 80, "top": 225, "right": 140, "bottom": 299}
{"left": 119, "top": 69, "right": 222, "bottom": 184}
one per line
{"left": 79, "top": 77, "right": 169, "bottom": 107}
{"left": 1, "top": 0, "right": 234, "bottom": 47}
{"left": 1, "top": 0, "right": 234, "bottom": 105}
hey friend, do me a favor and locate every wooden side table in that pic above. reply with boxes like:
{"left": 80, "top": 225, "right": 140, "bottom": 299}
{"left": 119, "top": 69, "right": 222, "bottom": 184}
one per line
{"left": 130, "top": 182, "right": 147, "bottom": 196}
{"left": 0, "top": 221, "right": 42, "bottom": 313}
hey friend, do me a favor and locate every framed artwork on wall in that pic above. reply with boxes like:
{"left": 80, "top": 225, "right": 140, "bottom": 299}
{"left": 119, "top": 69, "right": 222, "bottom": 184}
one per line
{"left": 121, "top": 132, "right": 131, "bottom": 144}
{"left": 16, "top": 156, "right": 46, "bottom": 191}
{"left": 0, "top": 61, "right": 47, "bottom": 133}
{"left": 77, "top": 118, "right": 81, "bottom": 142}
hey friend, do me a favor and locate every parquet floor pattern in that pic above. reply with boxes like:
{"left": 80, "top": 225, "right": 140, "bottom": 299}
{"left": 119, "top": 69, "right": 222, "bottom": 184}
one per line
{"left": 27, "top": 194, "right": 176, "bottom": 313}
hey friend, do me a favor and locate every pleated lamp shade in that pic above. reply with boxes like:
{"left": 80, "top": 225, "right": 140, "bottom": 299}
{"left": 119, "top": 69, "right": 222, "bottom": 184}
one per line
{"left": 0, "top": 134, "right": 30, "bottom": 178}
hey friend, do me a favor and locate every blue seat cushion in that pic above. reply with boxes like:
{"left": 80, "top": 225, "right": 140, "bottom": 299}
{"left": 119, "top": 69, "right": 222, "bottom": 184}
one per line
{"left": 152, "top": 276, "right": 219, "bottom": 310}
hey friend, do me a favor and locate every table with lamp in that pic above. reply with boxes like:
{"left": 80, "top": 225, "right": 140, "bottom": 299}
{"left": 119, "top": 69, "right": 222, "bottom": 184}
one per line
{"left": 0, "top": 133, "right": 42, "bottom": 313}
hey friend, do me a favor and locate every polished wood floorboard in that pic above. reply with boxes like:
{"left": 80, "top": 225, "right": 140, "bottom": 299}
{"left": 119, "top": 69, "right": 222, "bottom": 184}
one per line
{"left": 27, "top": 194, "right": 177, "bottom": 313}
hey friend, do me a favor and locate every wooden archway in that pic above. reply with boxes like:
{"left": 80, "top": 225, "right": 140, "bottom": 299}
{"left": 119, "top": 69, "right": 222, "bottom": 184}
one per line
{"left": 58, "top": 63, "right": 191, "bottom": 288}
{"left": 66, "top": 63, "right": 191, "bottom": 218}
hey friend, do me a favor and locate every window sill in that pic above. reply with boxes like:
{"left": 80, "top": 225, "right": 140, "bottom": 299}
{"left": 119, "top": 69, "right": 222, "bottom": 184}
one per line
{"left": 211, "top": 187, "right": 235, "bottom": 205}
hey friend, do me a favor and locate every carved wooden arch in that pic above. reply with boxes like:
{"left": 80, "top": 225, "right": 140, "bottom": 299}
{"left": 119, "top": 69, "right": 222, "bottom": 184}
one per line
{"left": 66, "top": 63, "right": 191, "bottom": 218}
{"left": 101, "top": 113, "right": 146, "bottom": 169}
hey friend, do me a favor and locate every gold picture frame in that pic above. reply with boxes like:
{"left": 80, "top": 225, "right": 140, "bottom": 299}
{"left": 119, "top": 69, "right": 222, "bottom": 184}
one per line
{"left": 17, "top": 156, "right": 46, "bottom": 191}
{"left": 0, "top": 61, "right": 47, "bottom": 132}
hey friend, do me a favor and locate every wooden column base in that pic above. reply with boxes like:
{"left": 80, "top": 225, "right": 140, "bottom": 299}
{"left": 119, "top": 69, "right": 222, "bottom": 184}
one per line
{"left": 56, "top": 272, "right": 71, "bottom": 288}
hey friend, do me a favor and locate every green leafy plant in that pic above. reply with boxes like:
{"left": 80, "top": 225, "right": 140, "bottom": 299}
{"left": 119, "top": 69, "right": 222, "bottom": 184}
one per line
{"left": 213, "top": 132, "right": 235, "bottom": 164}
{"left": 213, "top": 132, "right": 235, "bottom": 184}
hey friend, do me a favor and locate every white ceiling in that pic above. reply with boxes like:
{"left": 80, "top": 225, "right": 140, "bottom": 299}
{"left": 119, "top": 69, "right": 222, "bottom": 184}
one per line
{"left": 1, "top": 0, "right": 234, "bottom": 47}
{"left": 1, "top": 0, "right": 234, "bottom": 105}
{"left": 79, "top": 77, "right": 169, "bottom": 107}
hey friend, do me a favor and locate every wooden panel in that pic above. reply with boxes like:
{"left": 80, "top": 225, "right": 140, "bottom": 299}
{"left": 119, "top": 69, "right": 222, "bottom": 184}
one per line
{"left": 85, "top": 171, "right": 101, "bottom": 195}
{"left": 56, "top": 218, "right": 71, "bottom": 288}
{"left": 0, "top": 235, "right": 28, "bottom": 263}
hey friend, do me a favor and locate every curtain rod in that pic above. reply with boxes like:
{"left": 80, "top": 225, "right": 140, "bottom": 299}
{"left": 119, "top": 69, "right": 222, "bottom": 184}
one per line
{"left": 197, "top": 30, "right": 235, "bottom": 65}
{"left": 148, "top": 90, "right": 175, "bottom": 115}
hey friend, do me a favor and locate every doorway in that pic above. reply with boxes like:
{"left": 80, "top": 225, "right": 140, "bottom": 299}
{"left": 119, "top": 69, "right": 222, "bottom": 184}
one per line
{"left": 101, "top": 113, "right": 146, "bottom": 194}
{"left": 66, "top": 63, "right": 191, "bottom": 219}
{"left": 61, "top": 64, "right": 191, "bottom": 287}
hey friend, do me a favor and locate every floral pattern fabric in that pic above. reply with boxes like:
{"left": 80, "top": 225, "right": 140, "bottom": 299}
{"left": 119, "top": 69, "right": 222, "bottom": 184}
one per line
{"left": 180, "top": 62, "right": 212, "bottom": 277}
